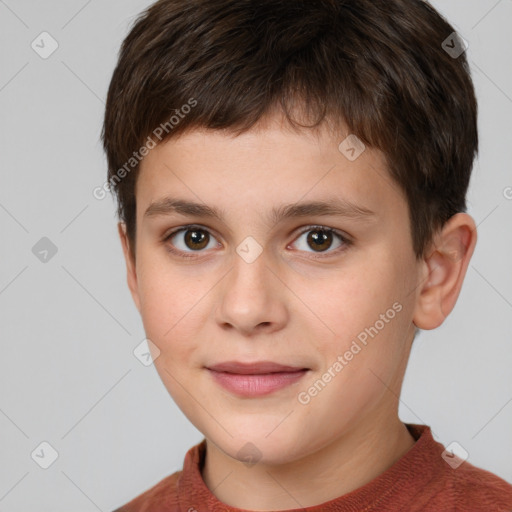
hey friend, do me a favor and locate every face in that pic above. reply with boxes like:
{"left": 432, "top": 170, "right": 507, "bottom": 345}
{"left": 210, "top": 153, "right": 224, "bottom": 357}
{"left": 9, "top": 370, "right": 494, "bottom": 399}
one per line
{"left": 123, "top": 115, "right": 423, "bottom": 465}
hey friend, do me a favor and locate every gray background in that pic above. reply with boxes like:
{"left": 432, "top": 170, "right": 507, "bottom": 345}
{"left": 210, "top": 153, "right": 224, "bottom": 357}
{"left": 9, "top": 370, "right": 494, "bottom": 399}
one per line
{"left": 0, "top": 1, "right": 511, "bottom": 510}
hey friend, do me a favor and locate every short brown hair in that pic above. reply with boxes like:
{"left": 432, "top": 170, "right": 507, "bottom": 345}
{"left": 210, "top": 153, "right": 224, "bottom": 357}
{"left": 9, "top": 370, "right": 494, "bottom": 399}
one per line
{"left": 101, "top": 0, "right": 478, "bottom": 260}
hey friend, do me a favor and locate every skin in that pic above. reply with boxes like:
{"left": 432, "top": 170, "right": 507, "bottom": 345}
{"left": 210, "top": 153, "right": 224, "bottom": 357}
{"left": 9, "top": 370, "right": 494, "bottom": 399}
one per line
{"left": 118, "top": 113, "right": 477, "bottom": 510}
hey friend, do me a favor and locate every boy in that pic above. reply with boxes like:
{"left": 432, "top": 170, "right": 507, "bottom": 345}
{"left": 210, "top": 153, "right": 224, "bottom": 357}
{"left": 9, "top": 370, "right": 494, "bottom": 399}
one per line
{"left": 102, "top": 0, "right": 512, "bottom": 510}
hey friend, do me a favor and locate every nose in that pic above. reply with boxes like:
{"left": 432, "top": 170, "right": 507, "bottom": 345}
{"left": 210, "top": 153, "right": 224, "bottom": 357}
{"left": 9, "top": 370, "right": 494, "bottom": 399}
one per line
{"left": 215, "top": 250, "right": 288, "bottom": 337}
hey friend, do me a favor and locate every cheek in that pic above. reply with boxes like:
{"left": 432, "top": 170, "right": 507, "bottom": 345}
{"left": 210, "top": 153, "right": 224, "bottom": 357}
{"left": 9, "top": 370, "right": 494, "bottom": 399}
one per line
{"left": 137, "top": 268, "right": 205, "bottom": 409}
{"left": 137, "top": 280, "right": 199, "bottom": 373}
{"left": 301, "top": 265, "right": 398, "bottom": 337}
{"left": 300, "top": 260, "right": 410, "bottom": 378}
{"left": 136, "top": 251, "right": 205, "bottom": 335}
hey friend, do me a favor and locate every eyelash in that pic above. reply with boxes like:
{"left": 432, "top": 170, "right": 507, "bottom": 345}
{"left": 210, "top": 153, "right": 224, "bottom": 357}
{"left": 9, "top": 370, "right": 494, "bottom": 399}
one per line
{"left": 162, "top": 224, "right": 352, "bottom": 260}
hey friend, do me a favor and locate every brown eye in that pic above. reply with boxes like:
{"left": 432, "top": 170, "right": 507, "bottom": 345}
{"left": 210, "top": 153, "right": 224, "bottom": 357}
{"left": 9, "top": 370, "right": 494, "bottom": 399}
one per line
{"left": 291, "top": 226, "right": 350, "bottom": 258}
{"left": 164, "top": 226, "right": 218, "bottom": 257}
{"left": 183, "top": 228, "right": 209, "bottom": 250}
{"left": 307, "top": 229, "right": 334, "bottom": 252}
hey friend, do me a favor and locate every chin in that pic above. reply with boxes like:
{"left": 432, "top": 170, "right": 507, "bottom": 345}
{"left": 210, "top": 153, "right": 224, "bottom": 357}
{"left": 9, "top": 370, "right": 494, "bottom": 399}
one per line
{"left": 208, "top": 425, "right": 306, "bottom": 467}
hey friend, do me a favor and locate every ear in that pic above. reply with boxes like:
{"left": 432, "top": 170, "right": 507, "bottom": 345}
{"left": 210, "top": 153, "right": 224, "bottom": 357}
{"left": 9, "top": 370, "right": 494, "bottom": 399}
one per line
{"left": 118, "top": 222, "right": 141, "bottom": 312}
{"left": 413, "top": 213, "right": 477, "bottom": 330}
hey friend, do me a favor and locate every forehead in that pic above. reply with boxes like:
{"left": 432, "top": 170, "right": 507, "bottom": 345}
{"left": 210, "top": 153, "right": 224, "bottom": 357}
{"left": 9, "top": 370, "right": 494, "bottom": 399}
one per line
{"left": 135, "top": 118, "right": 406, "bottom": 227}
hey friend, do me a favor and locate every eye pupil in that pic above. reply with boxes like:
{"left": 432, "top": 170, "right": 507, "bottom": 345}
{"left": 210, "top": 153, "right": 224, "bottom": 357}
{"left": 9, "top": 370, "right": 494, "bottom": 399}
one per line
{"left": 185, "top": 229, "right": 209, "bottom": 250}
{"left": 307, "top": 229, "right": 332, "bottom": 252}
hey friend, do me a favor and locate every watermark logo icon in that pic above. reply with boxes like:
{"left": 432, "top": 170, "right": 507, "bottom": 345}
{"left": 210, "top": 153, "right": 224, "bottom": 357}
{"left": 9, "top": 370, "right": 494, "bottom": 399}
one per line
{"left": 31, "top": 32, "right": 59, "bottom": 59}
{"left": 31, "top": 441, "right": 59, "bottom": 469}
{"left": 236, "top": 236, "right": 263, "bottom": 264}
{"left": 442, "top": 32, "right": 468, "bottom": 59}
{"left": 338, "top": 134, "right": 366, "bottom": 161}
{"left": 442, "top": 441, "right": 469, "bottom": 469}
{"left": 133, "top": 338, "right": 161, "bottom": 366}
{"left": 237, "top": 442, "right": 262, "bottom": 467}
{"left": 32, "top": 237, "right": 58, "bottom": 263}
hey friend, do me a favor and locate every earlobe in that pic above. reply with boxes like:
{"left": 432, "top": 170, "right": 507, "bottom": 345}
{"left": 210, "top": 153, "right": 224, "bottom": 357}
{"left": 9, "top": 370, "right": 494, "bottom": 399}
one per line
{"left": 413, "top": 213, "right": 477, "bottom": 330}
{"left": 117, "top": 222, "right": 141, "bottom": 312}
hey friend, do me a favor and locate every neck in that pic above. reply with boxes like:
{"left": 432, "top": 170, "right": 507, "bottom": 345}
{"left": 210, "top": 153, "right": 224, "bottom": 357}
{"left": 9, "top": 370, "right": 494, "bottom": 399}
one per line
{"left": 201, "top": 412, "right": 416, "bottom": 510}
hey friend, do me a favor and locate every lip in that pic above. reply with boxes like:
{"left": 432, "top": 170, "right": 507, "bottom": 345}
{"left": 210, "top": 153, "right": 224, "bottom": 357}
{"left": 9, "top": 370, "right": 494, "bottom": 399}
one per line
{"left": 207, "top": 361, "right": 308, "bottom": 374}
{"left": 206, "top": 361, "right": 309, "bottom": 397}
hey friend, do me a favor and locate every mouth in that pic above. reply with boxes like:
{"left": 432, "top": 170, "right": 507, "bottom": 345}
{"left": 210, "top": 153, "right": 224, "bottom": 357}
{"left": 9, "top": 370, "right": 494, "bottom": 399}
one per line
{"left": 206, "top": 361, "right": 310, "bottom": 397}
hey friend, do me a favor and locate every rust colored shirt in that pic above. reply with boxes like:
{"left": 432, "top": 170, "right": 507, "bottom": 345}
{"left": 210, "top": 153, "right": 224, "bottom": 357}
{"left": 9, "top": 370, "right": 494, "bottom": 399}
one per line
{"left": 113, "top": 424, "right": 512, "bottom": 511}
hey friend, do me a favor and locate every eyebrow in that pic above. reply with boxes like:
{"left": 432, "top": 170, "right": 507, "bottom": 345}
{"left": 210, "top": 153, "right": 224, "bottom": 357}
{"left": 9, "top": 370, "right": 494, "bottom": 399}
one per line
{"left": 144, "top": 196, "right": 376, "bottom": 226}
